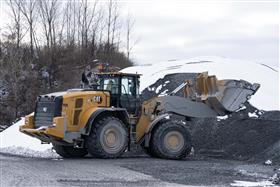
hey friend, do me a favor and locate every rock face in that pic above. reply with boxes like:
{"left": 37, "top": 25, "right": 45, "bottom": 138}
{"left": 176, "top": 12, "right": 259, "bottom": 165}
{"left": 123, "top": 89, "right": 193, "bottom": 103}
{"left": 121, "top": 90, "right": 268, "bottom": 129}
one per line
{"left": 141, "top": 73, "right": 280, "bottom": 162}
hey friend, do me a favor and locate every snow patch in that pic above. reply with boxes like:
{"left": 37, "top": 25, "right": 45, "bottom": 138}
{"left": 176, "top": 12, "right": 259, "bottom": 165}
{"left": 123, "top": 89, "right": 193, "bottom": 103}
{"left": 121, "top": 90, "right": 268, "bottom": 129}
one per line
{"left": 264, "top": 160, "right": 273, "bottom": 165}
{"left": 237, "top": 169, "right": 265, "bottom": 178}
{"left": 0, "top": 118, "right": 58, "bottom": 158}
{"left": 248, "top": 112, "right": 259, "bottom": 118}
{"left": 236, "top": 105, "right": 247, "bottom": 112}
{"left": 44, "top": 91, "right": 67, "bottom": 97}
{"left": 147, "top": 87, "right": 156, "bottom": 92}
{"left": 159, "top": 89, "right": 169, "bottom": 96}
{"left": 163, "top": 80, "right": 170, "bottom": 87}
{"left": 155, "top": 84, "right": 163, "bottom": 94}
{"left": 217, "top": 115, "right": 229, "bottom": 121}
{"left": 0, "top": 146, "right": 60, "bottom": 158}
{"left": 51, "top": 158, "right": 64, "bottom": 161}
{"left": 270, "top": 173, "right": 280, "bottom": 185}
{"left": 231, "top": 180, "right": 275, "bottom": 186}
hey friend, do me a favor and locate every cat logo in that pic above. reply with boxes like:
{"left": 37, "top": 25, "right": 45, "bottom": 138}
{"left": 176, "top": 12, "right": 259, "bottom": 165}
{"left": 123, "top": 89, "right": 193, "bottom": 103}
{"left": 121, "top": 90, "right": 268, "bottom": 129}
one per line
{"left": 93, "top": 96, "right": 102, "bottom": 104}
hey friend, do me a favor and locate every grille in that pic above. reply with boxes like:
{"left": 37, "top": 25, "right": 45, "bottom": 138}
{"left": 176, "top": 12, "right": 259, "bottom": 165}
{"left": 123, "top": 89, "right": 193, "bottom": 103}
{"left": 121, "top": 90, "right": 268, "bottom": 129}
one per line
{"left": 34, "top": 96, "right": 62, "bottom": 128}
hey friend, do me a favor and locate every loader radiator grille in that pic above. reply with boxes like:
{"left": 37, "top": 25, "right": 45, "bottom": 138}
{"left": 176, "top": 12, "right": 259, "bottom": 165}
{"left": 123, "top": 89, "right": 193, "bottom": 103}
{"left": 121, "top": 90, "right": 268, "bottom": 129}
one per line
{"left": 34, "top": 96, "right": 62, "bottom": 128}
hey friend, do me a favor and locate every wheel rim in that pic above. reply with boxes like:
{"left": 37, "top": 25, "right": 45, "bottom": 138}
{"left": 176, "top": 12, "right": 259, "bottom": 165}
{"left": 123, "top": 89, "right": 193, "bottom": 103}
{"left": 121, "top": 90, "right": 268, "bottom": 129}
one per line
{"left": 105, "top": 129, "right": 118, "bottom": 147}
{"left": 163, "top": 131, "right": 184, "bottom": 153}
{"left": 100, "top": 121, "right": 126, "bottom": 154}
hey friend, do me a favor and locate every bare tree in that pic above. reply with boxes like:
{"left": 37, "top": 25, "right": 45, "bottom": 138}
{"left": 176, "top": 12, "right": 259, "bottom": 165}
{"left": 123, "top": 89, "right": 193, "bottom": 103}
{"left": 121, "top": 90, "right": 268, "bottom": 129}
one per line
{"left": 62, "top": 0, "right": 79, "bottom": 46}
{"left": 38, "top": 0, "right": 60, "bottom": 48}
{"left": 106, "top": 0, "right": 113, "bottom": 50}
{"left": 37, "top": 0, "right": 61, "bottom": 89}
{"left": 110, "top": 2, "right": 120, "bottom": 47}
{"left": 0, "top": 39, "right": 36, "bottom": 119}
{"left": 90, "top": 7, "right": 103, "bottom": 58}
{"left": 19, "top": 0, "right": 37, "bottom": 56}
{"left": 105, "top": 0, "right": 121, "bottom": 61}
{"left": 76, "top": 1, "right": 82, "bottom": 46}
{"left": 126, "top": 15, "right": 134, "bottom": 61}
{"left": 6, "top": 0, "right": 24, "bottom": 48}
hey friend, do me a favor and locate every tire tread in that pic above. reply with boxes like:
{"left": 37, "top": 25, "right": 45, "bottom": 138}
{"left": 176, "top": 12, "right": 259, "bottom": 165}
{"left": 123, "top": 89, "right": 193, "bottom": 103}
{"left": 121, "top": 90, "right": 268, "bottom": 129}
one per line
{"left": 150, "top": 120, "right": 192, "bottom": 159}
{"left": 86, "top": 116, "right": 128, "bottom": 158}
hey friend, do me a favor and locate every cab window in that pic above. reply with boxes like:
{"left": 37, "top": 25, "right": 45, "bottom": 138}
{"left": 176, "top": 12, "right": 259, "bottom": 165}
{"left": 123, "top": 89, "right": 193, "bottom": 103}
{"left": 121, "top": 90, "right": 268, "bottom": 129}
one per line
{"left": 100, "top": 77, "right": 119, "bottom": 94}
{"left": 121, "top": 77, "right": 135, "bottom": 96}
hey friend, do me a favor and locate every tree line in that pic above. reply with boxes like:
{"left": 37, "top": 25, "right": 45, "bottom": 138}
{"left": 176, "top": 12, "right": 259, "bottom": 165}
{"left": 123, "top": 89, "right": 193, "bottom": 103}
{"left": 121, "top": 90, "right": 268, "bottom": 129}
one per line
{"left": 0, "top": 0, "right": 136, "bottom": 126}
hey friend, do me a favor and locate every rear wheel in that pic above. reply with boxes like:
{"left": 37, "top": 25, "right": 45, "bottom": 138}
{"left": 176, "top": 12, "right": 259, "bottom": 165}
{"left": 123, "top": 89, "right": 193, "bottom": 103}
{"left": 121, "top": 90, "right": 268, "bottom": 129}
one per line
{"left": 150, "top": 120, "right": 192, "bottom": 159}
{"left": 52, "top": 144, "right": 88, "bottom": 158}
{"left": 86, "top": 116, "right": 128, "bottom": 158}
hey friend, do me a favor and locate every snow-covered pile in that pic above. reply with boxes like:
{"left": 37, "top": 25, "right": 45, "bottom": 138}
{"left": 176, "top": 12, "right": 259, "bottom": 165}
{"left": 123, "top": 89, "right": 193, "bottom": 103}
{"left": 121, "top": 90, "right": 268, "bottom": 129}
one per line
{"left": 122, "top": 56, "right": 279, "bottom": 111}
{"left": 0, "top": 118, "right": 59, "bottom": 158}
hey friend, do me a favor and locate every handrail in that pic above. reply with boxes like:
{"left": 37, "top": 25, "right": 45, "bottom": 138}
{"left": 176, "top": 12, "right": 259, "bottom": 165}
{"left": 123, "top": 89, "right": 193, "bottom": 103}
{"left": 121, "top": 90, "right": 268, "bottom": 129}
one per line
{"left": 169, "top": 81, "right": 189, "bottom": 96}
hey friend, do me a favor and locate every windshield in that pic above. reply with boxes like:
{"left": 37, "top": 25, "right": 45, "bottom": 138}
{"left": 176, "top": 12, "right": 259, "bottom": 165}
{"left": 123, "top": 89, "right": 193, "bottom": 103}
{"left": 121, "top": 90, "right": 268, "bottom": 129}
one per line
{"left": 97, "top": 76, "right": 119, "bottom": 94}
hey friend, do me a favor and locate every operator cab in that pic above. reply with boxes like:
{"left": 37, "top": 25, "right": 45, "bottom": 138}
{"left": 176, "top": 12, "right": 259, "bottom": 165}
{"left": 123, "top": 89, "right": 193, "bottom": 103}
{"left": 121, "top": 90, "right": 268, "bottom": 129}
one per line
{"left": 91, "top": 72, "right": 141, "bottom": 115}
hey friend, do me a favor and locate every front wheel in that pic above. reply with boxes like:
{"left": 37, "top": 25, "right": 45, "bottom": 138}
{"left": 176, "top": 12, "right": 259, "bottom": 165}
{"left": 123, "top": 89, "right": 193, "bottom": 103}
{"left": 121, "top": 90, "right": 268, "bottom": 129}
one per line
{"left": 150, "top": 121, "right": 192, "bottom": 159}
{"left": 86, "top": 116, "right": 128, "bottom": 158}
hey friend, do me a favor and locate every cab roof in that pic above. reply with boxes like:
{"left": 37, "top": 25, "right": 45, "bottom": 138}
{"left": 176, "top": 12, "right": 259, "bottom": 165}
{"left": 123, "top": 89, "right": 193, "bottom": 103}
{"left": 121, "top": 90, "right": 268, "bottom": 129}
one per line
{"left": 95, "top": 72, "right": 141, "bottom": 77}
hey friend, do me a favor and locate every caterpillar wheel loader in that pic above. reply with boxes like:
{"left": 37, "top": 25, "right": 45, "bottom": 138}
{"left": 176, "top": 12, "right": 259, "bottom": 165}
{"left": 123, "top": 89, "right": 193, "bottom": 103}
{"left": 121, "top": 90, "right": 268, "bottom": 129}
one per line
{"left": 20, "top": 72, "right": 260, "bottom": 159}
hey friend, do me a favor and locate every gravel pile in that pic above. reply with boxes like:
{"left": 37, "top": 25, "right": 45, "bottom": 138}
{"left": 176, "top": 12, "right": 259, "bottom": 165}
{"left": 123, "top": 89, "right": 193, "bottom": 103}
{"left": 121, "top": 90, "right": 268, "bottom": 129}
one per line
{"left": 190, "top": 113, "right": 280, "bottom": 161}
{"left": 141, "top": 73, "right": 280, "bottom": 162}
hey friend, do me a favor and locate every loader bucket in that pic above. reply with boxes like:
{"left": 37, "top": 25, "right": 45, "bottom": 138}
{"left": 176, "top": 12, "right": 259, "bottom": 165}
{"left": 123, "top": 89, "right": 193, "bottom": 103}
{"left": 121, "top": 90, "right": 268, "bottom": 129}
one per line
{"left": 185, "top": 72, "right": 260, "bottom": 115}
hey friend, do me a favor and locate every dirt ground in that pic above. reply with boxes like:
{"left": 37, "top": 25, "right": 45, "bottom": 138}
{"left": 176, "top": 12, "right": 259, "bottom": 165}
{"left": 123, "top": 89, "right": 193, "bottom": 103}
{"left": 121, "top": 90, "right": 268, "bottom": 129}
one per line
{"left": 0, "top": 153, "right": 278, "bottom": 187}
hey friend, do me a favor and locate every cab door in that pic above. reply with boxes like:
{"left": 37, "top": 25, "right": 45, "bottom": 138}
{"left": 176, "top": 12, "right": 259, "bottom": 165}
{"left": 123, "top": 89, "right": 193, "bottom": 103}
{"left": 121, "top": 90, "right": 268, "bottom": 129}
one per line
{"left": 120, "top": 76, "right": 139, "bottom": 115}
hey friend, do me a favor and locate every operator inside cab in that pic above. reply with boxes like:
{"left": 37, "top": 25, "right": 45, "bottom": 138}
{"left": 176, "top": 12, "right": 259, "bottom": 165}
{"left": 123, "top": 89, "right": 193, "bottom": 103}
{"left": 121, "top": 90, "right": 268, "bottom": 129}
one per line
{"left": 106, "top": 79, "right": 118, "bottom": 94}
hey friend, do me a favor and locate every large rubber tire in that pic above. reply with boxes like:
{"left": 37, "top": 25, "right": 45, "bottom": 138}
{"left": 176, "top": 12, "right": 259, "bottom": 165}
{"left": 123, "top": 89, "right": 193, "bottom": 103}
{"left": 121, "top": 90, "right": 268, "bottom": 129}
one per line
{"left": 86, "top": 116, "right": 128, "bottom": 158}
{"left": 52, "top": 144, "right": 88, "bottom": 158}
{"left": 150, "top": 120, "right": 192, "bottom": 160}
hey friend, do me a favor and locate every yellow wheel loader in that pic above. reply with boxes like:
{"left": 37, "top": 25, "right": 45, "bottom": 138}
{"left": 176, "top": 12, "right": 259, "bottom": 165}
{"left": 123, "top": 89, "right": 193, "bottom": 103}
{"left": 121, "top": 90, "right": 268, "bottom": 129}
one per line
{"left": 20, "top": 72, "right": 259, "bottom": 159}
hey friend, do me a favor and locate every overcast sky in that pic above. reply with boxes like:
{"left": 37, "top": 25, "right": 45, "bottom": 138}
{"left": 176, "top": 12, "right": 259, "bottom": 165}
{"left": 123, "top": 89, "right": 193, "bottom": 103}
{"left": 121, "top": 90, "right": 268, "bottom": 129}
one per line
{"left": 120, "top": 0, "right": 279, "bottom": 67}
{"left": 0, "top": 0, "right": 278, "bottom": 67}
